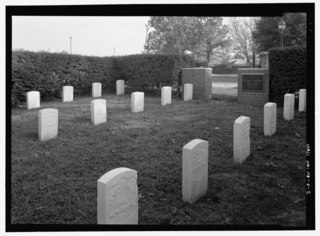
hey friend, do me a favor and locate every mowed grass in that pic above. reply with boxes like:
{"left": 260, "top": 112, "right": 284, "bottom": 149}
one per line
{"left": 11, "top": 94, "right": 306, "bottom": 226}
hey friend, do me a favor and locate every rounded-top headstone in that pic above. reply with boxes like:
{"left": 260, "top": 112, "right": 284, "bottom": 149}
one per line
{"left": 233, "top": 116, "right": 250, "bottom": 164}
{"left": 97, "top": 167, "right": 138, "bottom": 224}
{"left": 182, "top": 139, "right": 208, "bottom": 203}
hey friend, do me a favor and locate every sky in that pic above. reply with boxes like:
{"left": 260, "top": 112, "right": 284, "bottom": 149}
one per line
{"left": 13, "top": 16, "right": 150, "bottom": 57}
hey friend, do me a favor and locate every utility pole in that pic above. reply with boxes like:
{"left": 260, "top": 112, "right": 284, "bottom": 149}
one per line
{"left": 70, "top": 36, "right": 72, "bottom": 54}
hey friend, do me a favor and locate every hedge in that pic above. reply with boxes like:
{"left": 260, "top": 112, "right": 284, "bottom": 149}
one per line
{"left": 11, "top": 51, "right": 196, "bottom": 106}
{"left": 268, "top": 46, "right": 306, "bottom": 105}
{"left": 112, "top": 54, "right": 196, "bottom": 95}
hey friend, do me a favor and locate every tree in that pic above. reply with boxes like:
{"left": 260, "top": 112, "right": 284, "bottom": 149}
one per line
{"left": 252, "top": 13, "right": 306, "bottom": 52}
{"left": 229, "top": 17, "right": 257, "bottom": 66}
{"left": 144, "top": 17, "right": 230, "bottom": 67}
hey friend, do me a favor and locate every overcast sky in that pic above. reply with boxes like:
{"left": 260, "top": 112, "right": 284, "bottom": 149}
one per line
{"left": 13, "top": 16, "right": 150, "bottom": 57}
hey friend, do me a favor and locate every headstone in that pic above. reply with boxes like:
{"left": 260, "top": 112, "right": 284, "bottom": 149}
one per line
{"left": 183, "top": 84, "right": 193, "bottom": 101}
{"left": 116, "top": 80, "right": 125, "bottom": 95}
{"left": 26, "top": 91, "right": 40, "bottom": 109}
{"left": 237, "top": 68, "right": 269, "bottom": 106}
{"left": 62, "top": 86, "right": 74, "bottom": 102}
{"left": 182, "top": 139, "right": 208, "bottom": 203}
{"left": 283, "top": 93, "right": 295, "bottom": 120}
{"left": 38, "top": 108, "right": 58, "bottom": 142}
{"left": 131, "top": 92, "right": 144, "bottom": 113}
{"left": 97, "top": 167, "right": 138, "bottom": 224}
{"left": 161, "top": 86, "right": 172, "bottom": 106}
{"left": 91, "top": 99, "right": 107, "bottom": 125}
{"left": 264, "top": 102, "right": 277, "bottom": 136}
{"left": 299, "top": 89, "right": 306, "bottom": 112}
{"left": 92, "top": 83, "right": 102, "bottom": 98}
{"left": 233, "top": 116, "right": 250, "bottom": 164}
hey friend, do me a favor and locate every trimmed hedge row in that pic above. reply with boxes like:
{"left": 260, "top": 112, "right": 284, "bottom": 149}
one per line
{"left": 269, "top": 46, "right": 306, "bottom": 105}
{"left": 11, "top": 51, "right": 196, "bottom": 106}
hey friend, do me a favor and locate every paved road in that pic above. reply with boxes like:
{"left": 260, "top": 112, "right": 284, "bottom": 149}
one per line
{"left": 212, "top": 82, "right": 238, "bottom": 97}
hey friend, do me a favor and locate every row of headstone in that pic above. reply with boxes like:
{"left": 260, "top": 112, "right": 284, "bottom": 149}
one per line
{"left": 38, "top": 99, "right": 107, "bottom": 141}
{"left": 283, "top": 89, "right": 306, "bottom": 121}
{"left": 26, "top": 80, "right": 125, "bottom": 109}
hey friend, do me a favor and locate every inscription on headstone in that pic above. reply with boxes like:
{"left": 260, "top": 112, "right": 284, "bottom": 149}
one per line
{"left": 97, "top": 167, "right": 138, "bottom": 224}
{"left": 283, "top": 93, "right": 295, "bottom": 120}
{"left": 91, "top": 99, "right": 107, "bottom": 125}
{"left": 38, "top": 108, "right": 58, "bottom": 142}
{"left": 299, "top": 89, "right": 306, "bottom": 112}
{"left": 116, "top": 80, "right": 125, "bottom": 95}
{"left": 264, "top": 102, "right": 277, "bottom": 136}
{"left": 26, "top": 91, "right": 40, "bottom": 109}
{"left": 161, "top": 86, "right": 172, "bottom": 106}
{"left": 62, "top": 86, "right": 74, "bottom": 102}
{"left": 92, "top": 83, "right": 102, "bottom": 98}
{"left": 233, "top": 116, "right": 250, "bottom": 164}
{"left": 131, "top": 92, "right": 144, "bottom": 113}
{"left": 182, "top": 139, "right": 208, "bottom": 203}
{"left": 242, "top": 74, "right": 264, "bottom": 91}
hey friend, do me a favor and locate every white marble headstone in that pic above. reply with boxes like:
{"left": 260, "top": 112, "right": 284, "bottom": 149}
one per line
{"left": 62, "top": 86, "right": 74, "bottom": 102}
{"left": 161, "top": 86, "right": 172, "bottom": 106}
{"left": 97, "top": 167, "right": 138, "bottom": 224}
{"left": 264, "top": 102, "right": 277, "bottom": 136}
{"left": 183, "top": 84, "right": 193, "bottom": 101}
{"left": 298, "top": 89, "right": 306, "bottom": 112}
{"left": 92, "top": 83, "right": 102, "bottom": 98}
{"left": 91, "top": 99, "right": 107, "bottom": 125}
{"left": 182, "top": 139, "right": 208, "bottom": 203}
{"left": 283, "top": 93, "right": 295, "bottom": 120}
{"left": 38, "top": 108, "right": 58, "bottom": 142}
{"left": 233, "top": 116, "right": 250, "bottom": 164}
{"left": 131, "top": 92, "right": 144, "bottom": 113}
{"left": 116, "top": 80, "right": 125, "bottom": 95}
{"left": 26, "top": 91, "right": 40, "bottom": 109}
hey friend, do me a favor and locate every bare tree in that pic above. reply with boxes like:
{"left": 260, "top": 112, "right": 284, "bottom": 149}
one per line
{"left": 229, "top": 17, "right": 257, "bottom": 66}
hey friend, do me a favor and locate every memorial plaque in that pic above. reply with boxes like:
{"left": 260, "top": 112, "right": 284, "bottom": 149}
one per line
{"left": 242, "top": 74, "right": 264, "bottom": 91}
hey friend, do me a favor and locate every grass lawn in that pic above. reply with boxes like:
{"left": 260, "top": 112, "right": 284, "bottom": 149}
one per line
{"left": 11, "top": 94, "right": 306, "bottom": 226}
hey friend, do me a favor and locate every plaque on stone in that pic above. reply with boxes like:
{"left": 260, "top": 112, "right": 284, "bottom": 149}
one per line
{"left": 242, "top": 74, "right": 264, "bottom": 91}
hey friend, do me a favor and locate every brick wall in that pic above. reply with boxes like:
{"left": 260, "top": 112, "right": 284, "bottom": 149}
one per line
{"left": 237, "top": 68, "right": 269, "bottom": 106}
{"left": 181, "top": 68, "right": 213, "bottom": 100}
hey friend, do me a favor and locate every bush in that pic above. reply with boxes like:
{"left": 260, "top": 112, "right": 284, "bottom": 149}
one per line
{"left": 11, "top": 51, "right": 196, "bottom": 106}
{"left": 212, "top": 64, "right": 250, "bottom": 74}
{"left": 268, "top": 46, "right": 306, "bottom": 105}
{"left": 112, "top": 54, "right": 196, "bottom": 95}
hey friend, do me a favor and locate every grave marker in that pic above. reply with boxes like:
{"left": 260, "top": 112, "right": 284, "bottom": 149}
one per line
{"left": 161, "top": 86, "right": 172, "bottom": 106}
{"left": 234, "top": 116, "right": 250, "bottom": 164}
{"left": 283, "top": 93, "right": 295, "bottom": 120}
{"left": 91, "top": 99, "right": 107, "bottom": 125}
{"left": 264, "top": 102, "right": 277, "bottom": 136}
{"left": 97, "top": 167, "right": 138, "bottom": 224}
{"left": 182, "top": 139, "right": 208, "bottom": 203}
{"left": 26, "top": 91, "right": 40, "bottom": 109}
{"left": 131, "top": 92, "right": 144, "bottom": 113}
{"left": 92, "top": 83, "right": 102, "bottom": 97}
{"left": 116, "top": 80, "right": 125, "bottom": 95}
{"left": 299, "top": 89, "right": 306, "bottom": 112}
{"left": 38, "top": 108, "right": 58, "bottom": 142}
{"left": 62, "top": 86, "right": 74, "bottom": 102}
{"left": 183, "top": 84, "right": 193, "bottom": 101}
